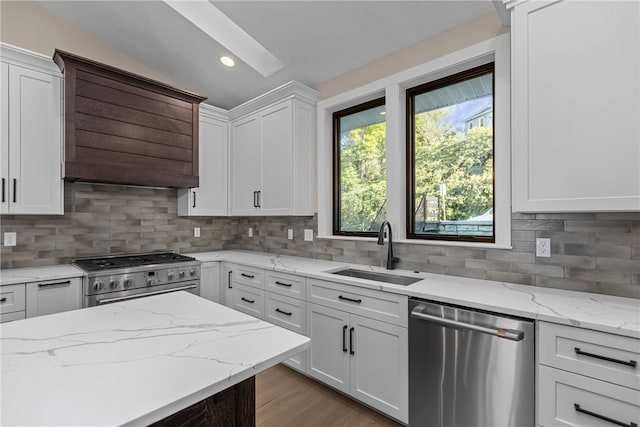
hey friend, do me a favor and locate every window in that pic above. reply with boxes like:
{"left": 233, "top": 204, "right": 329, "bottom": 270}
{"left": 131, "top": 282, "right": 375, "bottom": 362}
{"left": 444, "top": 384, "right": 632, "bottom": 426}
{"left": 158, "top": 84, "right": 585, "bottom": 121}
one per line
{"left": 407, "top": 63, "right": 495, "bottom": 243}
{"left": 333, "top": 98, "right": 386, "bottom": 236}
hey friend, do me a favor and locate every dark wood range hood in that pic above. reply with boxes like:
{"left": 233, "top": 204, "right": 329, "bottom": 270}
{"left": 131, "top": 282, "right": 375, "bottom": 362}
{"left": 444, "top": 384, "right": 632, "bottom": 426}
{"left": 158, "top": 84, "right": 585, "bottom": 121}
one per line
{"left": 53, "top": 50, "right": 207, "bottom": 188}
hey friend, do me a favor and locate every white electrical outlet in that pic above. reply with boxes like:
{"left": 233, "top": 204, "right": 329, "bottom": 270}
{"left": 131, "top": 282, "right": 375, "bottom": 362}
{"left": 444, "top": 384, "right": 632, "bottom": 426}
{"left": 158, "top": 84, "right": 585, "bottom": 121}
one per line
{"left": 194, "top": 227, "right": 200, "bottom": 237}
{"left": 536, "top": 238, "right": 551, "bottom": 257}
{"left": 304, "top": 229, "right": 313, "bottom": 241}
{"left": 4, "top": 232, "right": 16, "bottom": 247}
{"left": 287, "top": 229, "right": 293, "bottom": 240}
{"left": 248, "top": 227, "right": 253, "bottom": 237}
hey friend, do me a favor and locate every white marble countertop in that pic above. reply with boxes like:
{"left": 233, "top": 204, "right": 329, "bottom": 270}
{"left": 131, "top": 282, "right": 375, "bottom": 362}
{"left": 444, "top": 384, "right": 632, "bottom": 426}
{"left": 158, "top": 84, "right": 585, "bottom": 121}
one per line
{"left": 1, "top": 291, "right": 310, "bottom": 427}
{"left": 0, "top": 264, "right": 84, "bottom": 286}
{"left": 193, "top": 250, "right": 640, "bottom": 339}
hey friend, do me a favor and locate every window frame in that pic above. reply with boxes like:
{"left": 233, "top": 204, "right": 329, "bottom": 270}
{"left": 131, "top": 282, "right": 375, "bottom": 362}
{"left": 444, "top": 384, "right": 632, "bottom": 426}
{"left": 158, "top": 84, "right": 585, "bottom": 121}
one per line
{"left": 332, "top": 96, "right": 386, "bottom": 238}
{"left": 406, "top": 62, "right": 496, "bottom": 243}
{"left": 316, "top": 33, "right": 511, "bottom": 249}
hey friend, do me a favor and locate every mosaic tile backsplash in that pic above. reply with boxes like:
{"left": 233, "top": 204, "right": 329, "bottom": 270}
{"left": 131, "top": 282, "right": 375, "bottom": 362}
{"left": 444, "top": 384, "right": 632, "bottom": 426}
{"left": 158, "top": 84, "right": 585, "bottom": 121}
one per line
{"left": 1, "top": 183, "right": 639, "bottom": 298}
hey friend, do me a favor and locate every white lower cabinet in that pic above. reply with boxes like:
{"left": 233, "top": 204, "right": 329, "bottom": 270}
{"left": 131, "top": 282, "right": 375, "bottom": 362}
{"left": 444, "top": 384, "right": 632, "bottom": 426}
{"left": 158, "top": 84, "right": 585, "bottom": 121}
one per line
{"left": 199, "top": 262, "right": 221, "bottom": 303}
{"left": 25, "top": 278, "right": 81, "bottom": 318}
{"left": 217, "top": 262, "right": 408, "bottom": 423}
{"left": 1, "top": 284, "right": 26, "bottom": 322}
{"left": 537, "top": 321, "right": 640, "bottom": 427}
{"left": 538, "top": 365, "right": 640, "bottom": 427}
{"left": 307, "top": 302, "right": 408, "bottom": 423}
{"left": 231, "top": 283, "right": 265, "bottom": 319}
{"left": 265, "top": 291, "right": 306, "bottom": 372}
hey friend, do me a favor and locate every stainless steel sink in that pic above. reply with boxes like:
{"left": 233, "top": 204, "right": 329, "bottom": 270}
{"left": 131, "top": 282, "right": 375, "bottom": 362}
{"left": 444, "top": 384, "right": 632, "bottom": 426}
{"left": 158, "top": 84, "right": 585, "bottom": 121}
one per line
{"left": 329, "top": 268, "right": 422, "bottom": 286}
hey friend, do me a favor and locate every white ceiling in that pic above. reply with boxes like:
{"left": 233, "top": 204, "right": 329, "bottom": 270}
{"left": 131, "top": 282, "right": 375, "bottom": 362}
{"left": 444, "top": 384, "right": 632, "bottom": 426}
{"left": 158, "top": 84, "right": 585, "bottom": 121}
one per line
{"left": 37, "top": 1, "right": 497, "bottom": 109}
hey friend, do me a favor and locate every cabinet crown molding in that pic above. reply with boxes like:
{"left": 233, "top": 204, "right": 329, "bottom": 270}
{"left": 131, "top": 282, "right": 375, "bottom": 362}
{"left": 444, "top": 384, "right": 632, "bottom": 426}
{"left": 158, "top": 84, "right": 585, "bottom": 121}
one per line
{"left": 229, "top": 80, "right": 319, "bottom": 121}
{"left": 0, "top": 43, "right": 61, "bottom": 75}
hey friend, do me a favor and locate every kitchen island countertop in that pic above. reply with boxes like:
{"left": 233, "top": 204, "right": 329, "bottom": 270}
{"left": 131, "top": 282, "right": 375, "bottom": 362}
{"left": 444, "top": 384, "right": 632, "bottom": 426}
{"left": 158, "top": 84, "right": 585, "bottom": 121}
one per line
{"left": 1, "top": 291, "right": 309, "bottom": 426}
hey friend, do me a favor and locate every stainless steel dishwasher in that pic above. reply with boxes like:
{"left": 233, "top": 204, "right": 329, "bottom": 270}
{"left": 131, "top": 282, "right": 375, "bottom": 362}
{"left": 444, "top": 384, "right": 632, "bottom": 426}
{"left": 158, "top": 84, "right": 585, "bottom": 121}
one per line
{"left": 409, "top": 298, "right": 535, "bottom": 427}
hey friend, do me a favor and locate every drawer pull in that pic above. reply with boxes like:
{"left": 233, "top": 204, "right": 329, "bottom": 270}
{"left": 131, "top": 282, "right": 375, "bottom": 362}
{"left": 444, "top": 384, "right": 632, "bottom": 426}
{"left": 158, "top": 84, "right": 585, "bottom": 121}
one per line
{"left": 275, "top": 308, "right": 292, "bottom": 316}
{"left": 240, "top": 273, "right": 255, "bottom": 279}
{"left": 275, "top": 281, "right": 292, "bottom": 287}
{"left": 38, "top": 280, "right": 71, "bottom": 288}
{"left": 228, "top": 271, "right": 233, "bottom": 289}
{"left": 241, "top": 297, "right": 255, "bottom": 304}
{"left": 575, "top": 347, "right": 637, "bottom": 368}
{"left": 342, "top": 325, "right": 348, "bottom": 352}
{"left": 574, "top": 403, "right": 638, "bottom": 427}
{"left": 0, "top": 297, "right": 6, "bottom": 303}
{"left": 338, "top": 295, "right": 362, "bottom": 304}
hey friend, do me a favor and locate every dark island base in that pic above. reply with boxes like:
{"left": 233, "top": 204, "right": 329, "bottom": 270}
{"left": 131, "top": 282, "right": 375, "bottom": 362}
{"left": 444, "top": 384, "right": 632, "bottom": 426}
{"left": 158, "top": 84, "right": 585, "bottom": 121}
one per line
{"left": 150, "top": 376, "right": 256, "bottom": 427}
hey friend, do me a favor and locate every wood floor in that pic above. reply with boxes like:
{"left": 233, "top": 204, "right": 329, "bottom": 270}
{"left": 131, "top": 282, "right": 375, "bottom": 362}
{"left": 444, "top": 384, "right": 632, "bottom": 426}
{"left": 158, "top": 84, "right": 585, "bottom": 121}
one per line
{"left": 256, "top": 364, "right": 403, "bottom": 427}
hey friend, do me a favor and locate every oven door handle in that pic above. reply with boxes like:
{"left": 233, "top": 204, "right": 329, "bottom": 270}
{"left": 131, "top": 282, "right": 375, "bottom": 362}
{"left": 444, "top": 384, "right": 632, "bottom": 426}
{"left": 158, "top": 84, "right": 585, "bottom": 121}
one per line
{"left": 411, "top": 306, "right": 525, "bottom": 342}
{"left": 97, "top": 284, "right": 198, "bottom": 305}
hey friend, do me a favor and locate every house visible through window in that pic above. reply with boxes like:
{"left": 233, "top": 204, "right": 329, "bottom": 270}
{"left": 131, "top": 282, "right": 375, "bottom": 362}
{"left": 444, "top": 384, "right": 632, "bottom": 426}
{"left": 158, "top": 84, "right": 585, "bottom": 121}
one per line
{"left": 333, "top": 98, "right": 386, "bottom": 236}
{"left": 407, "top": 63, "right": 495, "bottom": 243}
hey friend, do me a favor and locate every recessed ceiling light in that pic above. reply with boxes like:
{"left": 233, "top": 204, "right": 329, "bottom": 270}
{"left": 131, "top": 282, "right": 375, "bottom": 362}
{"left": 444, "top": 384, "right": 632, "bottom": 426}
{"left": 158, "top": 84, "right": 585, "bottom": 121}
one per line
{"left": 220, "top": 56, "right": 235, "bottom": 67}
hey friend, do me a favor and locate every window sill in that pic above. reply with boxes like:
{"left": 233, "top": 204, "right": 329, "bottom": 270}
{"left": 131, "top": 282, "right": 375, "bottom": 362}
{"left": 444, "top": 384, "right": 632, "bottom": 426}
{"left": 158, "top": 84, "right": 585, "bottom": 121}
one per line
{"left": 316, "top": 235, "right": 512, "bottom": 250}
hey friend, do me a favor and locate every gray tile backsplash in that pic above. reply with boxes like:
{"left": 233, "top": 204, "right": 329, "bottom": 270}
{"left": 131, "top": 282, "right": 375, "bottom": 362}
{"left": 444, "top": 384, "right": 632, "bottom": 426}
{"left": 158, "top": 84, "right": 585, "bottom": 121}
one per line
{"left": 1, "top": 183, "right": 639, "bottom": 298}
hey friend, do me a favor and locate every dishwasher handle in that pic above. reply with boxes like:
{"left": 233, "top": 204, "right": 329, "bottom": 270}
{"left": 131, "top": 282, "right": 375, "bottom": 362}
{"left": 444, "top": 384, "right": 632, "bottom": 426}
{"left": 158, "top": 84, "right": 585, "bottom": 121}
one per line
{"left": 411, "top": 306, "right": 525, "bottom": 342}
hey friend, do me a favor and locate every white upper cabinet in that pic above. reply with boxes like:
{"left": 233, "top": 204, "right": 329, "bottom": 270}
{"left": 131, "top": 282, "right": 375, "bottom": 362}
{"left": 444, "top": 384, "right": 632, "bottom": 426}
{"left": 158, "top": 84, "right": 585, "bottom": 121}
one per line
{"left": 510, "top": 0, "right": 640, "bottom": 212}
{"left": 178, "top": 104, "right": 228, "bottom": 216}
{"left": 1, "top": 44, "right": 63, "bottom": 215}
{"left": 229, "top": 82, "right": 319, "bottom": 216}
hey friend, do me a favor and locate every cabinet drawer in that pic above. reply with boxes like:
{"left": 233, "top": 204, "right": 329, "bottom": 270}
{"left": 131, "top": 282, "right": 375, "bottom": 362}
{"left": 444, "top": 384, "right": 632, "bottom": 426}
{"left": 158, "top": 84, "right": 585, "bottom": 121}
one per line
{"left": 307, "top": 279, "right": 407, "bottom": 327}
{"left": 266, "top": 271, "right": 305, "bottom": 299}
{"left": 539, "top": 322, "right": 640, "bottom": 390}
{"left": 231, "top": 283, "right": 265, "bottom": 319}
{"left": 539, "top": 365, "right": 640, "bottom": 427}
{"left": 0, "top": 284, "right": 26, "bottom": 314}
{"left": 231, "top": 265, "right": 264, "bottom": 289}
{"left": 265, "top": 292, "right": 305, "bottom": 335}
{"left": 1, "top": 310, "right": 26, "bottom": 323}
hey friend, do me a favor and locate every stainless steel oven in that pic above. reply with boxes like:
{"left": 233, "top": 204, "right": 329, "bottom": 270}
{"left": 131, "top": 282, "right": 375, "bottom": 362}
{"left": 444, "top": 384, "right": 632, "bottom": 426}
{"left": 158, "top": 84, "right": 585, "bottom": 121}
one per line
{"left": 409, "top": 298, "right": 535, "bottom": 427}
{"left": 73, "top": 252, "right": 201, "bottom": 307}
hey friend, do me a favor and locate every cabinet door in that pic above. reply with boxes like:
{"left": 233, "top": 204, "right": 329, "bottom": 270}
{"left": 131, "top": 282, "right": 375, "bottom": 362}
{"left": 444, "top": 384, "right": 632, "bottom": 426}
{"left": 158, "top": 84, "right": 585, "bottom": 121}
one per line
{"left": 178, "top": 114, "right": 228, "bottom": 216}
{"left": 25, "top": 278, "right": 81, "bottom": 318}
{"left": 230, "top": 116, "right": 261, "bottom": 215}
{"left": 221, "top": 263, "right": 235, "bottom": 307}
{"left": 349, "top": 314, "right": 408, "bottom": 423}
{"left": 306, "top": 302, "right": 350, "bottom": 394}
{"left": 8, "top": 65, "right": 62, "bottom": 214}
{"left": 1, "top": 62, "right": 8, "bottom": 214}
{"left": 200, "top": 262, "right": 221, "bottom": 303}
{"left": 260, "top": 100, "right": 292, "bottom": 215}
{"left": 512, "top": 0, "right": 640, "bottom": 212}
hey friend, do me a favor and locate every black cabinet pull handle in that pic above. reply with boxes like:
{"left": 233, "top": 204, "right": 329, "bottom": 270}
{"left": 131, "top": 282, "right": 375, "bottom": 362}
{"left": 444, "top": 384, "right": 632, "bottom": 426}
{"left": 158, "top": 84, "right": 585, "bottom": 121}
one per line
{"left": 12, "top": 179, "right": 16, "bottom": 203}
{"left": 275, "top": 281, "right": 292, "bottom": 287}
{"left": 253, "top": 191, "right": 258, "bottom": 208}
{"left": 575, "top": 347, "right": 637, "bottom": 368}
{"left": 241, "top": 273, "right": 255, "bottom": 279}
{"left": 275, "top": 308, "right": 292, "bottom": 316}
{"left": 192, "top": 191, "right": 196, "bottom": 208}
{"left": 1, "top": 178, "right": 5, "bottom": 203}
{"left": 349, "top": 327, "right": 355, "bottom": 355}
{"left": 257, "top": 190, "right": 261, "bottom": 208}
{"left": 241, "top": 297, "right": 255, "bottom": 304}
{"left": 228, "top": 271, "right": 233, "bottom": 289}
{"left": 38, "top": 280, "right": 71, "bottom": 288}
{"left": 338, "top": 295, "right": 362, "bottom": 304}
{"left": 574, "top": 403, "right": 637, "bottom": 427}
{"left": 342, "top": 325, "right": 348, "bottom": 352}
{"left": 0, "top": 297, "right": 6, "bottom": 303}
